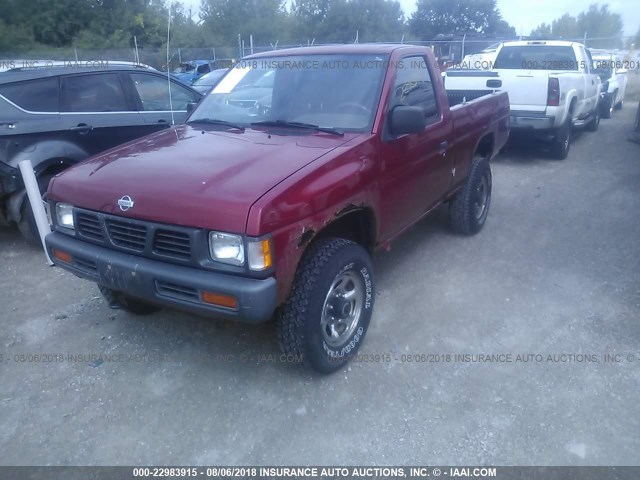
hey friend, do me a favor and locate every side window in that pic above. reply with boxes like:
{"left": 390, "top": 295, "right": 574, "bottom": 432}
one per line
{"left": 63, "top": 73, "right": 130, "bottom": 112}
{"left": 0, "top": 77, "right": 59, "bottom": 112}
{"left": 392, "top": 56, "right": 439, "bottom": 124}
{"left": 130, "top": 73, "right": 198, "bottom": 111}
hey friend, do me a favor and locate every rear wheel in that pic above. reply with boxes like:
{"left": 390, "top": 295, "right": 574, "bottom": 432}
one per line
{"left": 550, "top": 117, "right": 572, "bottom": 160}
{"left": 277, "top": 238, "right": 374, "bottom": 373}
{"left": 585, "top": 108, "right": 600, "bottom": 132}
{"left": 98, "top": 286, "right": 161, "bottom": 315}
{"left": 449, "top": 156, "right": 492, "bottom": 235}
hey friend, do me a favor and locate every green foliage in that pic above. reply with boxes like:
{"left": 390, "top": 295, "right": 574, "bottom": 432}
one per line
{"left": 409, "top": 0, "right": 515, "bottom": 40}
{"left": 530, "top": 3, "right": 623, "bottom": 48}
{"left": 0, "top": 0, "right": 519, "bottom": 55}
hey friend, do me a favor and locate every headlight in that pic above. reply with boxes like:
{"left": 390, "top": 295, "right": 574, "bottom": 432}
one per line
{"left": 56, "top": 203, "right": 74, "bottom": 229}
{"left": 209, "top": 232, "right": 244, "bottom": 265}
{"left": 247, "top": 238, "right": 273, "bottom": 271}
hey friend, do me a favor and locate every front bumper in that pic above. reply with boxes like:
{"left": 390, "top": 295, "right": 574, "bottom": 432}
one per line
{"left": 45, "top": 232, "right": 277, "bottom": 323}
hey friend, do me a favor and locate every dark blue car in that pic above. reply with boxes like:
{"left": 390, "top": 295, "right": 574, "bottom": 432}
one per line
{"left": 171, "top": 60, "right": 213, "bottom": 85}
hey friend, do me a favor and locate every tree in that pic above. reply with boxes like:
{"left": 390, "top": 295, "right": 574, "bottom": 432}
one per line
{"left": 529, "top": 3, "right": 623, "bottom": 48}
{"left": 409, "top": 0, "right": 515, "bottom": 40}
{"left": 319, "top": 0, "right": 406, "bottom": 43}
{"left": 200, "top": 0, "right": 291, "bottom": 46}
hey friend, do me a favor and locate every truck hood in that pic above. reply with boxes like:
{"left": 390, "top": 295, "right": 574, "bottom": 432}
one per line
{"left": 48, "top": 124, "right": 354, "bottom": 232}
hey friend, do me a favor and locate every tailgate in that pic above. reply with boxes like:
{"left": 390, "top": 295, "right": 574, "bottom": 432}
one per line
{"left": 445, "top": 69, "right": 550, "bottom": 112}
{"left": 494, "top": 70, "right": 549, "bottom": 112}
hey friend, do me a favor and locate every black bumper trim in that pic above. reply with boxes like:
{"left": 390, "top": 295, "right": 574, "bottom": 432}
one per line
{"left": 45, "top": 232, "right": 277, "bottom": 323}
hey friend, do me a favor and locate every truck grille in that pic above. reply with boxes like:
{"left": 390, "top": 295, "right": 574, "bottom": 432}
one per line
{"left": 153, "top": 229, "right": 191, "bottom": 259}
{"left": 106, "top": 219, "right": 147, "bottom": 251}
{"left": 72, "top": 208, "right": 195, "bottom": 263}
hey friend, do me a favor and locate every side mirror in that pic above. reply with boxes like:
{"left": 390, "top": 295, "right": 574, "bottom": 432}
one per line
{"left": 186, "top": 102, "right": 198, "bottom": 113}
{"left": 389, "top": 105, "right": 426, "bottom": 136}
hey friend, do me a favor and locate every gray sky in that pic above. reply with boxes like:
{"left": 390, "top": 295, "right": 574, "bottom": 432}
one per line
{"left": 179, "top": 0, "right": 639, "bottom": 38}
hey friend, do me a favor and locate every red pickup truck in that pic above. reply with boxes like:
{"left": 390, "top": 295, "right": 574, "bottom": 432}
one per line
{"left": 45, "top": 45, "right": 509, "bottom": 373}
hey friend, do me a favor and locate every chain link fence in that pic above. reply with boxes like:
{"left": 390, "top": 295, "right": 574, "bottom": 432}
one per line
{"left": 1, "top": 35, "right": 638, "bottom": 72}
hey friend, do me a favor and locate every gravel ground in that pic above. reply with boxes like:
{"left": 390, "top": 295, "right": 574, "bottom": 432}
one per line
{"left": 1, "top": 106, "right": 639, "bottom": 466}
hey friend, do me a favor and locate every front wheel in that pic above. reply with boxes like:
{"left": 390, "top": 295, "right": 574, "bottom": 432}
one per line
{"left": 601, "top": 93, "right": 615, "bottom": 119}
{"left": 17, "top": 174, "right": 53, "bottom": 244}
{"left": 449, "top": 156, "right": 492, "bottom": 235}
{"left": 99, "top": 286, "right": 161, "bottom": 315}
{"left": 277, "top": 238, "right": 374, "bottom": 373}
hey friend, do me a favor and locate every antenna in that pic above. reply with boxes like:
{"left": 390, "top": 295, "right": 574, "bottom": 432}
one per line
{"left": 166, "top": 7, "right": 175, "bottom": 126}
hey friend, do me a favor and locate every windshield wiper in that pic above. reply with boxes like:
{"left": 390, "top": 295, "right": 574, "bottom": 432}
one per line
{"left": 187, "top": 118, "right": 245, "bottom": 131}
{"left": 251, "top": 120, "right": 344, "bottom": 136}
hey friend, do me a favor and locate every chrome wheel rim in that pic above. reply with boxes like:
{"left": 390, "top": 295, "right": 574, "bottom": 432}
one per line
{"left": 474, "top": 174, "right": 490, "bottom": 221}
{"left": 321, "top": 270, "right": 364, "bottom": 347}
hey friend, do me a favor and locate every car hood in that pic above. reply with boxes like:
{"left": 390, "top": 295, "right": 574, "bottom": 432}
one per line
{"left": 48, "top": 124, "right": 355, "bottom": 232}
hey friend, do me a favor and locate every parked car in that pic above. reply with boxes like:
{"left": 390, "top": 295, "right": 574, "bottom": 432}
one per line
{"left": 44, "top": 44, "right": 509, "bottom": 373}
{"left": 0, "top": 65, "right": 202, "bottom": 241}
{"left": 591, "top": 51, "right": 628, "bottom": 118}
{"left": 171, "top": 60, "right": 213, "bottom": 85}
{"left": 445, "top": 40, "right": 602, "bottom": 159}
{"left": 191, "top": 68, "right": 228, "bottom": 95}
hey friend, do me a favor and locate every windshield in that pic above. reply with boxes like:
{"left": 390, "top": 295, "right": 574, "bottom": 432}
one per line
{"left": 495, "top": 45, "right": 578, "bottom": 70}
{"left": 188, "top": 54, "right": 388, "bottom": 132}
{"left": 593, "top": 57, "right": 613, "bottom": 81}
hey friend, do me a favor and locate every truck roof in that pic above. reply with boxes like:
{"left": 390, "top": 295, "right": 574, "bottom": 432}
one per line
{"left": 244, "top": 43, "right": 417, "bottom": 59}
{"left": 501, "top": 40, "right": 581, "bottom": 48}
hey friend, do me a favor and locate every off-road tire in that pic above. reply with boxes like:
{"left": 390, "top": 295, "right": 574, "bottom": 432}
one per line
{"left": 550, "top": 117, "right": 572, "bottom": 160}
{"left": 99, "top": 286, "right": 161, "bottom": 315}
{"left": 276, "top": 238, "right": 374, "bottom": 374}
{"left": 449, "top": 156, "right": 492, "bottom": 235}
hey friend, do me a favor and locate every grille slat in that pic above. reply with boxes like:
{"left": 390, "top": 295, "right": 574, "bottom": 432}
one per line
{"left": 153, "top": 229, "right": 191, "bottom": 259}
{"left": 76, "top": 213, "right": 104, "bottom": 241}
{"left": 106, "top": 219, "right": 147, "bottom": 251}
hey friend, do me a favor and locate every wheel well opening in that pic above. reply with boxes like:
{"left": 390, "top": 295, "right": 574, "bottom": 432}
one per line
{"left": 476, "top": 134, "right": 494, "bottom": 159}
{"left": 314, "top": 209, "right": 376, "bottom": 252}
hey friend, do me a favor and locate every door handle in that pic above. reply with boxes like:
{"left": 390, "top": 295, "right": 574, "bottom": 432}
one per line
{"left": 70, "top": 123, "right": 93, "bottom": 134}
{"left": 157, "top": 119, "right": 167, "bottom": 124}
{"left": 439, "top": 140, "right": 448, "bottom": 151}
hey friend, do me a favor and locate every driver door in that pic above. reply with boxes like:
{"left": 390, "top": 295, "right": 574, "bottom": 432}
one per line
{"left": 378, "top": 56, "right": 454, "bottom": 239}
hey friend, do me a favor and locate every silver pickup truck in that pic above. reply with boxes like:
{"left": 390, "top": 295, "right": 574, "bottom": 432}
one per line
{"left": 445, "top": 40, "right": 602, "bottom": 159}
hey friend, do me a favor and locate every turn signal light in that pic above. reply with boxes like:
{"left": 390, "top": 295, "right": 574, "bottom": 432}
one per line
{"left": 201, "top": 291, "right": 238, "bottom": 309}
{"left": 52, "top": 249, "right": 72, "bottom": 264}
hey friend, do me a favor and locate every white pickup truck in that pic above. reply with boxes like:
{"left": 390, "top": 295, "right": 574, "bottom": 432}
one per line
{"left": 591, "top": 50, "right": 629, "bottom": 118}
{"left": 445, "top": 40, "right": 602, "bottom": 159}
